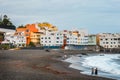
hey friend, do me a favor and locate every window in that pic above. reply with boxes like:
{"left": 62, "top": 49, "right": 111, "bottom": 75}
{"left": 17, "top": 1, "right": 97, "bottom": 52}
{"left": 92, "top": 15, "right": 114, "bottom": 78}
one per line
{"left": 106, "top": 42, "right": 108, "bottom": 44}
{"left": 104, "top": 45, "right": 106, "bottom": 48}
{"left": 26, "top": 34, "right": 29, "bottom": 36}
{"left": 19, "top": 44, "right": 21, "bottom": 46}
{"left": 105, "top": 39, "right": 108, "bottom": 40}
{"left": 11, "top": 36, "right": 14, "bottom": 38}
{"left": 26, "top": 29, "right": 29, "bottom": 32}
{"left": 107, "top": 45, "right": 108, "bottom": 48}
{"left": 110, "top": 45, "right": 112, "bottom": 48}
{"left": 37, "top": 35, "right": 40, "bottom": 37}
{"left": 114, "top": 38, "right": 117, "bottom": 40}
{"left": 57, "top": 37, "right": 59, "bottom": 39}
{"left": 56, "top": 41, "right": 59, "bottom": 43}
{"left": 67, "top": 38, "right": 69, "bottom": 40}
{"left": 118, "top": 45, "right": 120, "bottom": 47}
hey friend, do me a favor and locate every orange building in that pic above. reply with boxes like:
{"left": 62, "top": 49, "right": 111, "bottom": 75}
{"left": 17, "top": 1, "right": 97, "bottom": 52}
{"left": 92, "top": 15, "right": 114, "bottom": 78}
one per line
{"left": 16, "top": 22, "right": 58, "bottom": 46}
{"left": 16, "top": 24, "right": 39, "bottom": 45}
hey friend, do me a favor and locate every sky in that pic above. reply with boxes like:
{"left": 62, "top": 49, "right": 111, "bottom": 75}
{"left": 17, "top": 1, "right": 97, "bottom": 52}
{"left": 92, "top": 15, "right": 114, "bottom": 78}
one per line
{"left": 0, "top": 0, "right": 120, "bottom": 34}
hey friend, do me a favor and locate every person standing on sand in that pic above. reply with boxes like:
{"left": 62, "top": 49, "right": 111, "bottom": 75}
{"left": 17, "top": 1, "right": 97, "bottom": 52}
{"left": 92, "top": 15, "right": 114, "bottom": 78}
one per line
{"left": 95, "top": 68, "right": 98, "bottom": 75}
{"left": 91, "top": 67, "right": 94, "bottom": 75}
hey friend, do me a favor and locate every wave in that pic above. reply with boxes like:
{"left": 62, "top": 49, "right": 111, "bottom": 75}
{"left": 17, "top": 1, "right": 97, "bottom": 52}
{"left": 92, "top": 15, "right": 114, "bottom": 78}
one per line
{"left": 64, "top": 54, "right": 120, "bottom": 80}
{"left": 82, "top": 54, "right": 120, "bottom": 75}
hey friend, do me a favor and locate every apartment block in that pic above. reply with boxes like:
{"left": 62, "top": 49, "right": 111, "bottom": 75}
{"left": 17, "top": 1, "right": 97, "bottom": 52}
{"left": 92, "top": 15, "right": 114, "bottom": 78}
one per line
{"left": 98, "top": 33, "right": 120, "bottom": 48}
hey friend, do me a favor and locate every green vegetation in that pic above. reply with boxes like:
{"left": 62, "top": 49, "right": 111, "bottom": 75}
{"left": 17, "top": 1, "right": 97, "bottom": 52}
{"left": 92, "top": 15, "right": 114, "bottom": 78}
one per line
{"left": 0, "top": 33, "right": 4, "bottom": 41}
{"left": 18, "top": 24, "right": 26, "bottom": 28}
{"left": 0, "top": 44, "right": 10, "bottom": 50}
{"left": 0, "top": 15, "right": 16, "bottom": 30}
{"left": 29, "top": 42, "right": 35, "bottom": 47}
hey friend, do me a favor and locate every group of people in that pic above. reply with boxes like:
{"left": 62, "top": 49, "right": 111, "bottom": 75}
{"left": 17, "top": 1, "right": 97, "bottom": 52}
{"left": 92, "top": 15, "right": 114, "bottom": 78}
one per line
{"left": 91, "top": 67, "right": 98, "bottom": 75}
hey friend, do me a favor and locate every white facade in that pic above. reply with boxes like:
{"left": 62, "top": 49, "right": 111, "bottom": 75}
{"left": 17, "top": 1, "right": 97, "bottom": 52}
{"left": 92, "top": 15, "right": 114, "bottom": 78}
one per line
{"left": 41, "top": 31, "right": 64, "bottom": 46}
{"left": 66, "top": 34, "right": 78, "bottom": 45}
{"left": 40, "top": 29, "right": 89, "bottom": 47}
{"left": 78, "top": 36, "right": 88, "bottom": 45}
{"left": 78, "top": 29, "right": 88, "bottom": 45}
{"left": 0, "top": 28, "right": 15, "bottom": 33}
{"left": 99, "top": 33, "right": 120, "bottom": 48}
{"left": 3, "top": 32, "right": 26, "bottom": 47}
{"left": 88, "top": 35, "right": 96, "bottom": 45}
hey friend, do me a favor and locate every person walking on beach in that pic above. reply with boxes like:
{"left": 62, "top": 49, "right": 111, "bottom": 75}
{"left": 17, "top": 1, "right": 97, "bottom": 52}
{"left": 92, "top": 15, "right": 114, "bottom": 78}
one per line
{"left": 95, "top": 68, "right": 98, "bottom": 75}
{"left": 91, "top": 67, "right": 94, "bottom": 75}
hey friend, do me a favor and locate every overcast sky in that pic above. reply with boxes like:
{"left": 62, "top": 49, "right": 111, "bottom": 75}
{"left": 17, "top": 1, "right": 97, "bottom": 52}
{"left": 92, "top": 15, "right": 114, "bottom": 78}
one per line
{"left": 0, "top": 0, "right": 120, "bottom": 33}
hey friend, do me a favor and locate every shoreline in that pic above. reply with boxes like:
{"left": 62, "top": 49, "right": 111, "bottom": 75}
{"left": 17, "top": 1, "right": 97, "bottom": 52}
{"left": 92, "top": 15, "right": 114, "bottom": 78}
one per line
{"left": 62, "top": 52, "right": 120, "bottom": 80}
{"left": 49, "top": 49, "right": 116, "bottom": 80}
{"left": 56, "top": 49, "right": 120, "bottom": 80}
{"left": 0, "top": 49, "right": 115, "bottom": 80}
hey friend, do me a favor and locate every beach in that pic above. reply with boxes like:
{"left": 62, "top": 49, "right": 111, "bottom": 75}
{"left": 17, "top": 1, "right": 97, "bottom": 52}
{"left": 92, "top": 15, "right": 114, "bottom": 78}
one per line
{"left": 0, "top": 49, "right": 115, "bottom": 80}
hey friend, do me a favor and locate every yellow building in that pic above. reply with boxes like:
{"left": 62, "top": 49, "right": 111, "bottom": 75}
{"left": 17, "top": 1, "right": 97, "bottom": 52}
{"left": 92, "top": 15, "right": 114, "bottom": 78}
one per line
{"left": 30, "top": 32, "right": 41, "bottom": 45}
{"left": 38, "top": 22, "right": 58, "bottom": 31}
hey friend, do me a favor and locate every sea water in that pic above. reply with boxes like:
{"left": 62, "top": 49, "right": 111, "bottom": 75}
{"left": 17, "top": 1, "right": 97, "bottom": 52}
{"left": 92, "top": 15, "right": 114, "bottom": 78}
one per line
{"left": 64, "top": 53, "right": 120, "bottom": 80}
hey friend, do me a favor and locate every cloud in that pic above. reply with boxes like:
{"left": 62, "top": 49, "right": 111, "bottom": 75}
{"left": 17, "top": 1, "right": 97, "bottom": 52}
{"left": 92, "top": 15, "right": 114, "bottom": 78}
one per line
{"left": 0, "top": 0, "right": 120, "bottom": 33}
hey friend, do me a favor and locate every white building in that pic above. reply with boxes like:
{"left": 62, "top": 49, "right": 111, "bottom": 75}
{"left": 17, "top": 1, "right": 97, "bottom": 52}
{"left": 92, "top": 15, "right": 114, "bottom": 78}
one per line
{"left": 40, "top": 31, "right": 64, "bottom": 47}
{"left": 3, "top": 31, "right": 26, "bottom": 47}
{"left": 88, "top": 35, "right": 96, "bottom": 45}
{"left": 40, "top": 29, "right": 89, "bottom": 49}
{"left": 77, "top": 29, "right": 88, "bottom": 45}
{"left": 99, "top": 33, "right": 120, "bottom": 48}
{"left": 0, "top": 28, "right": 15, "bottom": 33}
{"left": 66, "top": 33, "right": 78, "bottom": 45}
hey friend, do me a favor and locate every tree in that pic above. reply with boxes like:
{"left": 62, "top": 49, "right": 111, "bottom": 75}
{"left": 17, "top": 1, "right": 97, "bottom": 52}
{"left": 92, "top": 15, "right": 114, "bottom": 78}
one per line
{"left": 0, "top": 14, "right": 16, "bottom": 30}
{"left": 0, "top": 15, "right": 3, "bottom": 25}
{"left": 29, "top": 42, "right": 35, "bottom": 47}
{"left": 18, "top": 25, "right": 25, "bottom": 28}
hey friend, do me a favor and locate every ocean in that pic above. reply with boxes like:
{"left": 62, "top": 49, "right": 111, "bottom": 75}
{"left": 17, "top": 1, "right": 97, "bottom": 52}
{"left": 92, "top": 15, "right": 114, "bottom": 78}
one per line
{"left": 63, "top": 53, "right": 120, "bottom": 80}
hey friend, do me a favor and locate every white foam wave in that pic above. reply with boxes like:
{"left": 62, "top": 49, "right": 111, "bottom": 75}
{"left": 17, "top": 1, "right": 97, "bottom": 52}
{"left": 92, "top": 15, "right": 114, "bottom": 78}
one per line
{"left": 63, "top": 54, "right": 120, "bottom": 80}
{"left": 64, "top": 56, "right": 81, "bottom": 63}
{"left": 82, "top": 54, "right": 120, "bottom": 75}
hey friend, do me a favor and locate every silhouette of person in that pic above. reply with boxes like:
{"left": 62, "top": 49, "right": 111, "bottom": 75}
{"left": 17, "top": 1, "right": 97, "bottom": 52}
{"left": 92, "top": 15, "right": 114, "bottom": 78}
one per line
{"left": 91, "top": 67, "right": 94, "bottom": 75}
{"left": 95, "top": 68, "right": 98, "bottom": 75}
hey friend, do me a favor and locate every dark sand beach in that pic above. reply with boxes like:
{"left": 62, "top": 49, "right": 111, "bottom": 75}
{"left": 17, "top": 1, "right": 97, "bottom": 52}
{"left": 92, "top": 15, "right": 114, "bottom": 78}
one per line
{"left": 0, "top": 49, "right": 115, "bottom": 80}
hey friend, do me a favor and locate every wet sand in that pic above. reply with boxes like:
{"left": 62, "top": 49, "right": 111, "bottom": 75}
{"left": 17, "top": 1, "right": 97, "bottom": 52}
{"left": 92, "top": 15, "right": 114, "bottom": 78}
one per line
{"left": 0, "top": 49, "right": 115, "bottom": 80}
